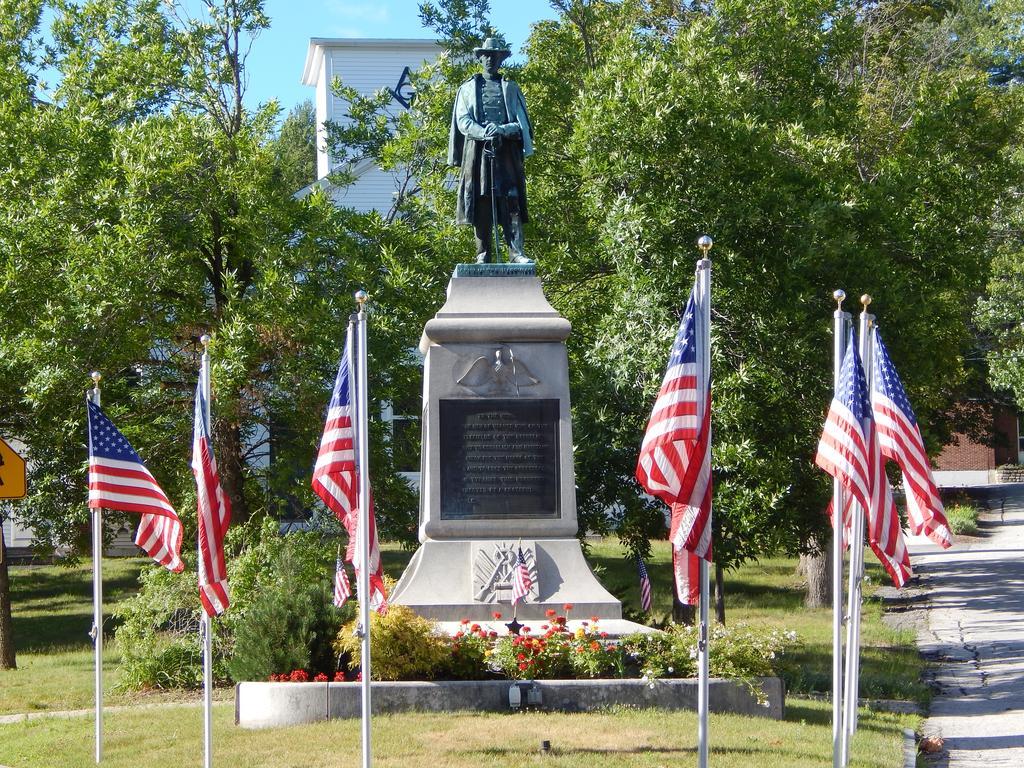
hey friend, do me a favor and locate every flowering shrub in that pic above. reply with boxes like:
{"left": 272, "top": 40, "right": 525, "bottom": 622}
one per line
{"left": 620, "top": 623, "right": 798, "bottom": 702}
{"left": 334, "top": 605, "right": 450, "bottom": 681}
{"left": 442, "top": 620, "right": 498, "bottom": 680}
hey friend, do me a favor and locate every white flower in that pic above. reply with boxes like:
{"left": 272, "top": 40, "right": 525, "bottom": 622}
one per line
{"left": 648, "top": 682, "right": 656, "bottom": 689}
{"left": 667, "top": 666, "right": 674, "bottom": 673}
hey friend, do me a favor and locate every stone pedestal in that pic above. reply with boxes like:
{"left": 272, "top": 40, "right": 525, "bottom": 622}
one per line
{"left": 390, "top": 264, "right": 622, "bottom": 621}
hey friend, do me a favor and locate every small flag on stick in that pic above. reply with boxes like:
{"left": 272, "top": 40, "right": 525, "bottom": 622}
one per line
{"left": 87, "top": 400, "right": 183, "bottom": 572}
{"left": 334, "top": 555, "right": 351, "bottom": 609}
{"left": 511, "top": 546, "right": 532, "bottom": 605}
{"left": 637, "top": 557, "right": 653, "bottom": 613}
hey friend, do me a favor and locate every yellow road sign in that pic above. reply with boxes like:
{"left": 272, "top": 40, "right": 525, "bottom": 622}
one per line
{"left": 0, "top": 438, "right": 27, "bottom": 499}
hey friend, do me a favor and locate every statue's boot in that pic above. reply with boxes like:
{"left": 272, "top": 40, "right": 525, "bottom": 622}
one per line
{"left": 507, "top": 215, "right": 532, "bottom": 264}
{"left": 475, "top": 251, "right": 491, "bottom": 264}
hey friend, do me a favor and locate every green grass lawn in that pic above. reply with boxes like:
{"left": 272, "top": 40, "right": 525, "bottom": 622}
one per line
{"left": 0, "top": 558, "right": 216, "bottom": 715}
{"left": 0, "top": 698, "right": 913, "bottom": 768}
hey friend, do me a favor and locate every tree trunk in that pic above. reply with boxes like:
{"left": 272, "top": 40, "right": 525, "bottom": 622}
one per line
{"left": 217, "top": 422, "right": 250, "bottom": 525}
{"left": 672, "top": 590, "right": 696, "bottom": 625}
{"left": 801, "top": 534, "right": 832, "bottom": 609}
{"left": 714, "top": 561, "right": 725, "bottom": 625}
{"left": 0, "top": 524, "right": 16, "bottom": 669}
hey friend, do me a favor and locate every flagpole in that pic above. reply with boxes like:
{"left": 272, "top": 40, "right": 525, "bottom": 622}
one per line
{"left": 354, "top": 290, "right": 372, "bottom": 768}
{"left": 850, "top": 299, "right": 874, "bottom": 737}
{"left": 695, "top": 235, "right": 712, "bottom": 768}
{"left": 841, "top": 296, "right": 872, "bottom": 762}
{"left": 831, "top": 292, "right": 849, "bottom": 768}
{"left": 89, "top": 371, "right": 103, "bottom": 765}
{"left": 199, "top": 335, "right": 214, "bottom": 768}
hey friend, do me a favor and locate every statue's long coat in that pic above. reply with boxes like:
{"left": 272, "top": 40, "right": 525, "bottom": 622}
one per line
{"left": 447, "top": 74, "right": 533, "bottom": 226}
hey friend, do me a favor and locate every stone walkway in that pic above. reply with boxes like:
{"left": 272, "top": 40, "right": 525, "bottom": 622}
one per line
{"left": 908, "top": 485, "right": 1024, "bottom": 767}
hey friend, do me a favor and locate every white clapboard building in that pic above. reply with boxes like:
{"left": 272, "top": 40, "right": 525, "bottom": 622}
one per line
{"left": 300, "top": 38, "right": 441, "bottom": 213}
{"left": 300, "top": 38, "right": 443, "bottom": 492}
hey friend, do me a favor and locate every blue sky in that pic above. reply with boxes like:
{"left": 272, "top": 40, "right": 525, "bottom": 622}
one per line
{"left": 244, "top": 1, "right": 560, "bottom": 114}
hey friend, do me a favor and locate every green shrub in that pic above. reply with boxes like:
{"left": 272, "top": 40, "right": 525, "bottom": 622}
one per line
{"left": 114, "top": 561, "right": 222, "bottom": 691}
{"left": 334, "top": 605, "right": 449, "bottom": 681}
{"left": 946, "top": 503, "right": 979, "bottom": 536}
{"left": 227, "top": 545, "right": 350, "bottom": 682}
{"left": 115, "top": 516, "right": 347, "bottom": 689}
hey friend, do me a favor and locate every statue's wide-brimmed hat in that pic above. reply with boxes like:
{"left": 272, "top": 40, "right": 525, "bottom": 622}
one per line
{"left": 473, "top": 36, "right": 511, "bottom": 60}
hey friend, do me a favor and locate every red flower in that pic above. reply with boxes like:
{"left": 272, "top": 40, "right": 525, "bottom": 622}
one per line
{"left": 355, "top": 672, "right": 363, "bottom": 682}
{"left": 333, "top": 671, "right": 346, "bottom": 682}
{"left": 454, "top": 631, "right": 464, "bottom": 639}
{"left": 489, "top": 631, "right": 498, "bottom": 639}
{"left": 314, "top": 673, "right": 329, "bottom": 682}
{"left": 460, "top": 618, "right": 470, "bottom": 625}
{"left": 575, "top": 647, "right": 584, "bottom": 654}
{"left": 590, "top": 616, "right": 600, "bottom": 623}
{"left": 545, "top": 608, "right": 557, "bottom": 617}
{"left": 492, "top": 611, "right": 503, "bottom": 620}
{"left": 608, "top": 645, "right": 617, "bottom": 652}
{"left": 518, "top": 662, "right": 528, "bottom": 671}
{"left": 470, "top": 623, "right": 481, "bottom": 633}
{"left": 590, "top": 641, "right": 601, "bottom": 652}
{"left": 600, "top": 632, "right": 609, "bottom": 638}
{"left": 521, "top": 626, "right": 531, "bottom": 634}
{"left": 563, "top": 603, "right": 574, "bottom": 611}
{"left": 289, "top": 669, "right": 309, "bottom": 682}
{"left": 517, "top": 653, "right": 526, "bottom": 661}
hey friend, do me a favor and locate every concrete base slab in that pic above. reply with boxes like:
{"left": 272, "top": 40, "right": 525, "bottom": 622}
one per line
{"left": 235, "top": 677, "right": 785, "bottom": 729}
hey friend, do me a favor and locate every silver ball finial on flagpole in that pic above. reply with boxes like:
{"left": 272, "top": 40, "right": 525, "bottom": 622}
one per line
{"left": 354, "top": 290, "right": 368, "bottom": 305}
{"left": 90, "top": 371, "right": 102, "bottom": 385}
{"left": 200, "top": 334, "right": 211, "bottom": 349}
{"left": 697, "top": 235, "right": 713, "bottom": 254}
{"left": 833, "top": 289, "right": 846, "bottom": 310}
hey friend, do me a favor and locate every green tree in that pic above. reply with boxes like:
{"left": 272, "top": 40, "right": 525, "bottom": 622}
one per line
{"left": 331, "top": 0, "right": 1019, "bottom": 591}
{"left": 272, "top": 99, "right": 317, "bottom": 194}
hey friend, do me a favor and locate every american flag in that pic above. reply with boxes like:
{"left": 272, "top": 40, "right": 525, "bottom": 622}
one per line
{"left": 871, "top": 329, "right": 952, "bottom": 548}
{"left": 635, "top": 283, "right": 712, "bottom": 605}
{"left": 192, "top": 379, "right": 231, "bottom": 616}
{"left": 311, "top": 331, "right": 387, "bottom": 614}
{"left": 334, "top": 555, "right": 351, "bottom": 609}
{"left": 637, "top": 557, "right": 653, "bottom": 613}
{"left": 86, "top": 400, "right": 183, "bottom": 573}
{"left": 816, "top": 330, "right": 911, "bottom": 587}
{"left": 511, "top": 546, "right": 532, "bottom": 605}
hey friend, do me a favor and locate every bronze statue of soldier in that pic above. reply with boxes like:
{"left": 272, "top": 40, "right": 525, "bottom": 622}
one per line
{"left": 447, "top": 35, "right": 534, "bottom": 264}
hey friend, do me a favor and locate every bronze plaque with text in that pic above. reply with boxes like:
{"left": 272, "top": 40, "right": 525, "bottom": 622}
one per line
{"left": 439, "top": 399, "right": 560, "bottom": 520}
